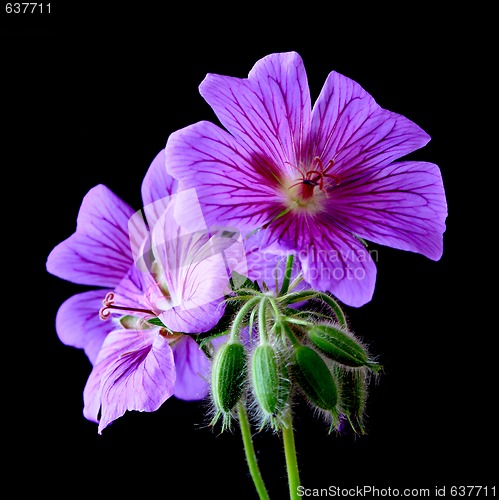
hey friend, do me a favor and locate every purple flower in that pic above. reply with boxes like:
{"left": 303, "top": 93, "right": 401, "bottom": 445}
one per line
{"left": 47, "top": 150, "right": 238, "bottom": 432}
{"left": 165, "top": 52, "right": 447, "bottom": 307}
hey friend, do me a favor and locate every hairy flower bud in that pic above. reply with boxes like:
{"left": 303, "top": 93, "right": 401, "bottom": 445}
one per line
{"left": 308, "top": 324, "right": 380, "bottom": 372}
{"left": 251, "top": 344, "right": 290, "bottom": 428}
{"left": 334, "top": 366, "right": 368, "bottom": 435}
{"left": 211, "top": 340, "right": 247, "bottom": 429}
{"left": 252, "top": 344, "right": 279, "bottom": 414}
{"left": 291, "top": 345, "right": 338, "bottom": 423}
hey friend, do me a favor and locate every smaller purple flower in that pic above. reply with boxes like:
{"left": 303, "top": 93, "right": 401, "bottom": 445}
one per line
{"left": 47, "top": 150, "right": 242, "bottom": 432}
{"left": 165, "top": 52, "right": 448, "bottom": 307}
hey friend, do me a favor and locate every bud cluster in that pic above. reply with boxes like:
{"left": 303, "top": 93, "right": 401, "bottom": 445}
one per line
{"left": 208, "top": 273, "right": 381, "bottom": 434}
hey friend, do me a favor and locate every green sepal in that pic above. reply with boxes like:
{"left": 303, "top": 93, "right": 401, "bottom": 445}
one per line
{"left": 146, "top": 317, "right": 167, "bottom": 328}
{"left": 230, "top": 271, "right": 261, "bottom": 293}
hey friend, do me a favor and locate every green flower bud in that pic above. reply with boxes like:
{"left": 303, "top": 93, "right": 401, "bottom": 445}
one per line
{"left": 252, "top": 344, "right": 279, "bottom": 414}
{"left": 251, "top": 344, "right": 290, "bottom": 429}
{"left": 291, "top": 345, "right": 339, "bottom": 422}
{"left": 308, "top": 324, "right": 380, "bottom": 372}
{"left": 334, "top": 366, "right": 368, "bottom": 435}
{"left": 211, "top": 341, "right": 248, "bottom": 429}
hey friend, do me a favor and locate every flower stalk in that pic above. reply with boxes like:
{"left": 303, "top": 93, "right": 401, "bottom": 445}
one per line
{"left": 238, "top": 403, "right": 271, "bottom": 500}
{"left": 282, "top": 410, "right": 301, "bottom": 500}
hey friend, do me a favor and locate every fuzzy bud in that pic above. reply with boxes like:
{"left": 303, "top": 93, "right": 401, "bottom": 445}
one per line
{"left": 291, "top": 345, "right": 339, "bottom": 422}
{"left": 251, "top": 344, "right": 290, "bottom": 428}
{"left": 251, "top": 344, "right": 279, "bottom": 414}
{"left": 308, "top": 324, "right": 380, "bottom": 372}
{"left": 211, "top": 340, "right": 247, "bottom": 428}
{"left": 334, "top": 366, "right": 368, "bottom": 435}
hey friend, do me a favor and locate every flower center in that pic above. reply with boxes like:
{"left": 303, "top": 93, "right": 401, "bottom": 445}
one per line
{"left": 283, "top": 157, "right": 340, "bottom": 212}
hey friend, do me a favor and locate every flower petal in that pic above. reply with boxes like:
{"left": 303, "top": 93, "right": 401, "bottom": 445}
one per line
{"left": 46, "top": 185, "right": 134, "bottom": 287}
{"left": 298, "top": 229, "right": 377, "bottom": 307}
{"left": 165, "top": 120, "right": 282, "bottom": 232}
{"left": 327, "top": 161, "right": 447, "bottom": 260}
{"left": 200, "top": 51, "right": 311, "bottom": 168}
{"left": 244, "top": 232, "right": 305, "bottom": 293}
{"left": 257, "top": 214, "right": 377, "bottom": 307}
{"left": 141, "top": 148, "right": 178, "bottom": 229}
{"left": 172, "top": 336, "right": 210, "bottom": 400}
{"left": 311, "top": 71, "right": 430, "bottom": 180}
{"left": 83, "top": 328, "right": 175, "bottom": 433}
{"left": 152, "top": 197, "right": 238, "bottom": 333}
{"left": 55, "top": 290, "right": 114, "bottom": 364}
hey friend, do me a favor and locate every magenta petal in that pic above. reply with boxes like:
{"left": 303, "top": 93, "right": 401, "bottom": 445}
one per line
{"left": 311, "top": 71, "right": 430, "bottom": 179}
{"left": 159, "top": 300, "right": 226, "bottom": 334}
{"left": 151, "top": 198, "right": 235, "bottom": 333}
{"left": 329, "top": 161, "right": 447, "bottom": 260}
{"left": 296, "top": 226, "right": 377, "bottom": 307}
{"left": 172, "top": 336, "right": 210, "bottom": 400}
{"left": 254, "top": 212, "right": 376, "bottom": 307}
{"left": 141, "top": 149, "right": 178, "bottom": 206}
{"left": 56, "top": 290, "right": 114, "bottom": 364}
{"left": 244, "top": 232, "right": 305, "bottom": 293}
{"left": 83, "top": 328, "right": 175, "bottom": 433}
{"left": 141, "top": 149, "right": 178, "bottom": 229}
{"left": 165, "top": 120, "right": 282, "bottom": 231}
{"left": 46, "top": 185, "right": 135, "bottom": 287}
{"left": 200, "top": 52, "right": 311, "bottom": 168}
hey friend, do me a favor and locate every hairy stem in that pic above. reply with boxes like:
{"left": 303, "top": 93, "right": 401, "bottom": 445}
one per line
{"left": 238, "top": 403, "right": 271, "bottom": 500}
{"left": 282, "top": 410, "right": 301, "bottom": 500}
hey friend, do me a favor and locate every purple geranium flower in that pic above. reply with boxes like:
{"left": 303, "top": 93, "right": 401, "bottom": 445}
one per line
{"left": 47, "top": 150, "right": 239, "bottom": 432}
{"left": 165, "top": 52, "right": 447, "bottom": 306}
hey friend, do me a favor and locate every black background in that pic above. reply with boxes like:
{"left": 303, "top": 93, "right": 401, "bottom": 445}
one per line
{"left": 3, "top": 4, "right": 495, "bottom": 498}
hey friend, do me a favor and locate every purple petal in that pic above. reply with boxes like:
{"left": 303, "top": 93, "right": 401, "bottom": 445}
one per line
{"left": 244, "top": 232, "right": 305, "bottom": 293}
{"left": 83, "top": 328, "right": 175, "bottom": 433}
{"left": 200, "top": 51, "right": 311, "bottom": 168}
{"left": 56, "top": 290, "right": 114, "bottom": 364}
{"left": 258, "top": 214, "right": 377, "bottom": 307}
{"left": 151, "top": 199, "right": 235, "bottom": 333}
{"left": 172, "top": 336, "right": 210, "bottom": 400}
{"left": 310, "top": 71, "right": 430, "bottom": 180}
{"left": 141, "top": 148, "right": 178, "bottom": 229}
{"left": 150, "top": 191, "right": 250, "bottom": 333}
{"left": 165, "top": 120, "right": 282, "bottom": 232}
{"left": 299, "top": 231, "right": 377, "bottom": 307}
{"left": 46, "top": 185, "right": 135, "bottom": 287}
{"left": 327, "top": 161, "right": 447, "bottom": 260}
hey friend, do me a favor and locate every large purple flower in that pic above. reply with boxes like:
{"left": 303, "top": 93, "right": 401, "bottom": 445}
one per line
{"left": 165, "top": 52, "right": 447, "bottom": 306}
{"left": 47, "top": 150, "right": 238, "bottom": 432}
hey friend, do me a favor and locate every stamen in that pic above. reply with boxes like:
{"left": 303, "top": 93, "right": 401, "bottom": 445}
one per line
{"left": 286, "top": 157, "right": 340, "bottom": 200}
{"left": 99, "top": 291, "right": 156, "bottom": 320}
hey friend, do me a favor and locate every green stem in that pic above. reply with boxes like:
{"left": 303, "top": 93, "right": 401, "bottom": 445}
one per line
{"left": 279, "top": 254, "right": 295, "bottom": 296}
{"left": 278, "top": 290, "right": 318, "bottom": 305}
{"left": 281, "top": 321, "right": 300, "bottom": 348}
{"left": 282, "top": 410, "right": 301, "bottom": 500}
{"left": 315, "top": 292, "right": 347, "bottom": 327}
{"left": 258, "top": 297, "right": 269, "bottom": 343}
{"left": 230, "top": 296, "right": 261, "bottom": 342}
{"left": 238, "top": 403, "right": 271, "bottom": 500}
